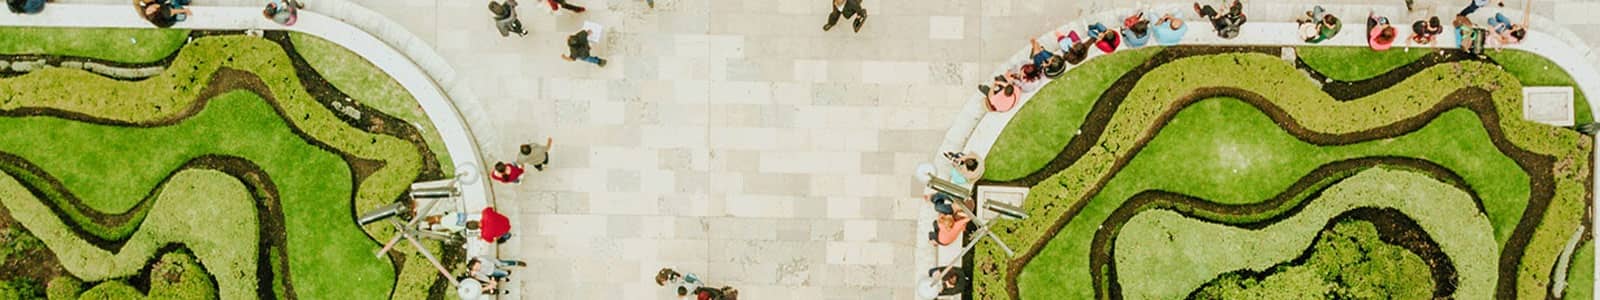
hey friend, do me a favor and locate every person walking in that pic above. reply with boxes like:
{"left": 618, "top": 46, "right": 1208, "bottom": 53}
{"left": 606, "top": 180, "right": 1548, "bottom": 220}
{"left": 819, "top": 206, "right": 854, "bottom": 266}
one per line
{"left": 489, "top": 0, "right": 528, "bottom": 37}
{"left": 517, "top": 137, "right": 553, "bottom": 171}
{"left": 822, "top": 0, "right": 866, "bottom": 33}
{"left": 490, "top": 162, "right": 526, "bottom": 184}
{"left": 562, "top": 29, "right": 607, "bottom": 67}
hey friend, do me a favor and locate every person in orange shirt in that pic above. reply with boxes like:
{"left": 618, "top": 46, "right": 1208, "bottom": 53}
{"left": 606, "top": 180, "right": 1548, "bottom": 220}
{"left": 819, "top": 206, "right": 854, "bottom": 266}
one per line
{"left": 928, "top": 210, "right": 971, "bottom": 246}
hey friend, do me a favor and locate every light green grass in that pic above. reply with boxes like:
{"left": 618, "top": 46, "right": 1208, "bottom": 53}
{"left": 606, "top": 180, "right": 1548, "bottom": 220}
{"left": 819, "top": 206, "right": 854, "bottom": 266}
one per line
{"left": 1116, "top": 168, "right": 1490, "bottom": 299}
{"left": 1016, "top": 98, "right": 1517, "bottom": 299}
{"left": 984, "top": 47, "right": 1162, "bottom": 181}
{"left": 1297, "top": 46, "right": 1430, "bottom": 81}
{"left": 1489, "top": 49, "right": 1595, "bottom": 125}
{"left": 1191, "top": 219, "right": 1433, "bottom": 299}
{"left": 0, "top": 92, "right": 389, "bottom": 299}
{"left": 1567, "top": 240, "right": 1594, "bottom": 300}
{"left": 290, "top": 32, "right": 454, "bottom": 175}
{"left": 976, "top": 53, "right": 1590, "bottom": 300}
{"left": 0, "top": 27, "right": 188, "bottom": 63}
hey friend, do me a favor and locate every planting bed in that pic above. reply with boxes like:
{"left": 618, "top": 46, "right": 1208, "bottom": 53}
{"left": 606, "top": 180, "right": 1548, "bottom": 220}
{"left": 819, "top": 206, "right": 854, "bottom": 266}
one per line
{"left": 975, "top": 46, "right": 1595, "bottom": 299}
{"left": 0, "top": 27, "right": 454, "bottom": 299}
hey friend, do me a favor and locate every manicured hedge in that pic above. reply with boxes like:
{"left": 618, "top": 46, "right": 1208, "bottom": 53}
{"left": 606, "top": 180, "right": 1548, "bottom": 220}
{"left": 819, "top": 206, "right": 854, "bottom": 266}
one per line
{"left": 289, "top": 32, "right": 455, "bottom": 175}
{"left": 0, "top": 165, "right": 258, "bottom": 298}
{"left": 1113, "top": 168, "right": 1493, "bottom": 299}
{"left": 1190, "top": 219, "right": 1432, "bottom": 299}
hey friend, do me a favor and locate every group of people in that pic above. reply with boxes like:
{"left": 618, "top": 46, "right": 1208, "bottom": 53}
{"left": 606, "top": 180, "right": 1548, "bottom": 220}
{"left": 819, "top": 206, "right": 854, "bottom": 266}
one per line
{"left": 978, "top": 7, "right": 1191, "bottom": 113}
{"left": 457, "top": 255, "right": 527, "bottom": 297}
{"left": 487, "top": 0, "right": 618, "bottom": 67}
{"left": 125, "top": 0, "right": 301, "bottom": 28}
{"left": 1290, "top": 1, "right": 1525, "bottom": 54}
{"left": 656, "top": 268, "right": 739, "bottom": 300}
{"left": 915, "top": 151, "right": 983, "bottom": 298}
{"left": 490, "top": 137, "right": 554, "bottom": 184}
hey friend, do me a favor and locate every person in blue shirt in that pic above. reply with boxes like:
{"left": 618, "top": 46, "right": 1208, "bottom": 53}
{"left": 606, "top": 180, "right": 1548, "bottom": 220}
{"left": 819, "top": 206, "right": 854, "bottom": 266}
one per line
{"left": 1121, "top": 11, "right": 1152, "bottom": 48}
{"left": 1153, "top": 13, "right": 1187, "bottom": 46}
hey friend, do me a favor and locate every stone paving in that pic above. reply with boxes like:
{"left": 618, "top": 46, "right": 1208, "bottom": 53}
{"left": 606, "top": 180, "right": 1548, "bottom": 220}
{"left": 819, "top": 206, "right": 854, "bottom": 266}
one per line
{"left": 37, "top": 0, "right": 1600, "bottom": 299}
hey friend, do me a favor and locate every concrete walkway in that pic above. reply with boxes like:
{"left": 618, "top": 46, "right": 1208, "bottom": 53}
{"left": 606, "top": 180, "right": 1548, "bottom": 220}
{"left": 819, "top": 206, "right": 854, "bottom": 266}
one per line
{"left": 17, "top": 0, "right": 1600, "bottom": 299}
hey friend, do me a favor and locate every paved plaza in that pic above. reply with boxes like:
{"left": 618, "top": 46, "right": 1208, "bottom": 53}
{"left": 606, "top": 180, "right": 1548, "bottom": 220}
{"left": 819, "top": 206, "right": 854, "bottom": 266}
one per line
{"left": 36, "top": 0, "right": 1600, "bottom": 298}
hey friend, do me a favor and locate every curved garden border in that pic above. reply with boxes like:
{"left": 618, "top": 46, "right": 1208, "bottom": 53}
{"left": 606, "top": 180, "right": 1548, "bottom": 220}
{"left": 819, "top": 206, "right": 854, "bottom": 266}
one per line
{"left": 0, "top": 1, "right": 494, "bottom": 215}
{"left": 930, "top": 3, "right": 1600, "bottom": 299}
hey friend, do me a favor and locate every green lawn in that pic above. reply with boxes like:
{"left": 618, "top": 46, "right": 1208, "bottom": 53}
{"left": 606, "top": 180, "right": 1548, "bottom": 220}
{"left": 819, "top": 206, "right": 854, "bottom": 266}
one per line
{"left": 0, "top": 92, "right": 390, "bottom": 299}
{"left": 1016, "top": 98, "right": 1517, "bottom": 300}
{"left": 1115, "top": 168, "right": 1491, "bottom": 299}
{"left": 1489, "top": 49, "right": 1595, "bottom": 125}
{"left": 1567, "top": 241, "right": 1594, "bottom": 300}
{"left": 290, "top": 32, "right": 455, "bottom": 175}
{"left": 1297, "top": 46, "right": 1430, "bottom": 81}
{"left": 0, "top": 27, "right": 188, "bottom": 63}
{"left": 983, "top": 47, "right": 1162, "bottom": 181}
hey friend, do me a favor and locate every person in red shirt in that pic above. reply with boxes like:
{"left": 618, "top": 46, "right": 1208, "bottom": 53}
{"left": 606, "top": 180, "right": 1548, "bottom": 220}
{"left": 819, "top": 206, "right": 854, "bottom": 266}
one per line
{"left": 490, "top": 162, "right": 525, "bottom": 184}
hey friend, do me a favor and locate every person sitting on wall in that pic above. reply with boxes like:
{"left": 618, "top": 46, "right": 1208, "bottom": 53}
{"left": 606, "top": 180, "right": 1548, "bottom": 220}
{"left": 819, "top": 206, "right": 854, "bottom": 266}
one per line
{"left": 1087, "top": 22, "right": 1122, "bottom": 54}
{"left": 1194, "top": 0, "right": 1245, "bottom": 39}
{"left": 263, "top": 0, "right": 303, "bottom": 26}
{"left": 1055, "top": 30, "right": 1097, "bottom": 65}
{"left": 917, "top": 265, "right": 970, "bottom": 298}
{"left": 979, "top": 74, "right": 1018, "bottom": 112}
{"left": 1153, "top": 13, "right": 1187, "bottom": 46}
{"left": 944, "top": 151, "right": 985, "bottom": 184}
{"left": 1410, "top": 16, "right": 1444, "bottom": 46}
{"left": 928, "top": 209, "right": 971, "bottom": 246}
{"left": 1486, "top": 12, "right": 1527, "bottom": 48}
{"left": 1368, "top": 12, "right": 1397, "bottom": 51}
{"left": 1455, "top": 17, "right": 1488, "bottom": 56}
{"left": 135, "top": 0, "right": 191, "bottom": 28}
{"left": 1122, "top": 11, "right": 1153, "bottom": 48}
{"left": 6, "top": 0, "right": 47, "bottom": 14}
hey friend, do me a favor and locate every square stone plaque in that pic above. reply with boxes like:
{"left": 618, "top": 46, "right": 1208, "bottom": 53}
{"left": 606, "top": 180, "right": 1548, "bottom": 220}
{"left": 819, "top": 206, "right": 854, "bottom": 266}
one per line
{"left": 975, "top": 185, "right": 1029, "bottom": 223}
{"left": 1523, "top": 86, "right": 1575, "bottom": 127}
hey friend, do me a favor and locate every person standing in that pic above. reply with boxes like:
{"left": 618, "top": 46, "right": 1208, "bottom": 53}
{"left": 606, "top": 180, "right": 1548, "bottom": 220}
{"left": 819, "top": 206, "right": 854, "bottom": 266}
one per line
{"left": 489, "top": 0, "right": 528, "bottom": 37}
{"left": 822, "top": 0, "right": 866, "bottom": 33}
{"left": 562, "top": 29, "right": 607, "bottom": 67}
{"left": 517, "top": 137, "right": 553, "bottom": 171}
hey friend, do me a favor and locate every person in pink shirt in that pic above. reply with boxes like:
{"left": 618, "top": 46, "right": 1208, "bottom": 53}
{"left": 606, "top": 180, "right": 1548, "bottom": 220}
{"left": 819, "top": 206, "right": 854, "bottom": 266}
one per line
{"left": 1367, "top": 12, "right": 1397, "bottom": 51}
{"left": 978, "top": 75, "right": 1018, "bottom": 112}
{"left": 928, "top": 210, "right": 971, "bottom": 246}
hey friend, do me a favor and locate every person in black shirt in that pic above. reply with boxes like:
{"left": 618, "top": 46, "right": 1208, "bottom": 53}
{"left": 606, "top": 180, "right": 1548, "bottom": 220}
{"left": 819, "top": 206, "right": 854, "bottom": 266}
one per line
{"left": 561, "top": 29, "right": 607, "bottom": 67}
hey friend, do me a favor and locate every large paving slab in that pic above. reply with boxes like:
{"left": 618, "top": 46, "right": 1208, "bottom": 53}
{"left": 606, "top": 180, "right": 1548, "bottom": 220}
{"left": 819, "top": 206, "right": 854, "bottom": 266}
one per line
{"left": 41, "top": 0, "right": 1600, "bottom": 299}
